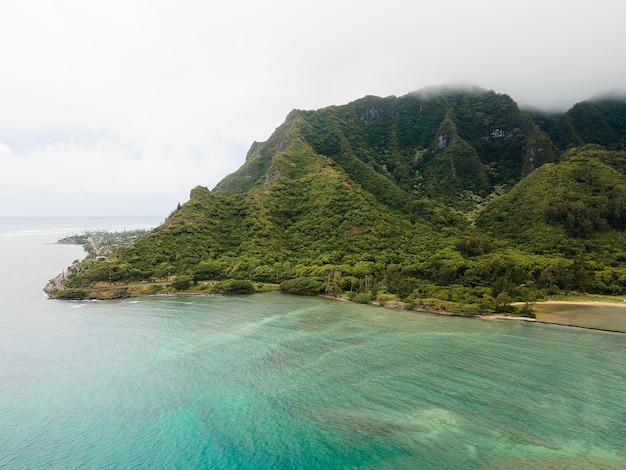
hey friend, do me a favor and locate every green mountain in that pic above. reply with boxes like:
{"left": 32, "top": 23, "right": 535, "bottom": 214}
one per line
{"left": 550, "top": 96, "right": 626, "bottom": 150}
{"left": 216, "top": 88, "right": 555, "bottom": 211}
{"left": 53, "top": 88, "right": 626, "bottom": 311}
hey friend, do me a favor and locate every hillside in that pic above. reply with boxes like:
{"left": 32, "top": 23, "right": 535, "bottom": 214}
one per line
{"left": 215, "top": 88, "right": 555, "bottom": 213}
{"left": 550, "top": 97, "right": 626, "bottom": 150}
{"left": 51, "top": 88, "right": 626, "bottom": 312}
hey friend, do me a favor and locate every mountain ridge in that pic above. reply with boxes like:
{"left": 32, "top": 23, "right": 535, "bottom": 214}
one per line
{"left": 50, "top": 86, "right": 626, "bottom": 312}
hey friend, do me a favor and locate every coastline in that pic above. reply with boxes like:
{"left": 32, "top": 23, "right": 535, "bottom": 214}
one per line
{"left": 492, "top": 300, "right": 626, "bottom": 333}
{"left": 352, "top": 296, "right": 626, "bottom": 334}
{"left": 46, "top": 280, "right": 626, "bottom": 334}
{"left": 324, "top": 295, "right": 626, "bottom": 334}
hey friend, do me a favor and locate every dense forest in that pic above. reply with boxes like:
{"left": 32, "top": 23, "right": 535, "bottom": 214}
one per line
{"left": 51, "top": 87, "right": 626, "bottom": 315}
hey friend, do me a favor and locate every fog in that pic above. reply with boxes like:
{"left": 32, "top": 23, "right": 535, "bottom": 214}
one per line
{"left": 1, "top": 0, "right": 625, "bottom": 216}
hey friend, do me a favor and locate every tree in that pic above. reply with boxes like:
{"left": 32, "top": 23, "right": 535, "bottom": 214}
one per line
{"left": 171, "top": 275, "right": 192, "bottom": 291}
{"left": 324, "top": 269, "right": 343, "bottom": 296}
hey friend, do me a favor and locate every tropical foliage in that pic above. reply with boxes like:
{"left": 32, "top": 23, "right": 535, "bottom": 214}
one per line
{"left": 55, "top": 88, "right": 626, "bottom": 314}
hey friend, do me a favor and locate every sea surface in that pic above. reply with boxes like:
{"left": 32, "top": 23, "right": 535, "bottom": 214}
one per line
{"left": 1, "top": 218, "right": 625, "bottom": 469}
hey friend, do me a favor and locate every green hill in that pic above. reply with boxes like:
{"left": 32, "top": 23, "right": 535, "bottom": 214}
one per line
{"left": 51, "top": 88, "right": 626, "bottom": 311}
{"left": 550, "top": 96, "right": 626, "bottom": 150}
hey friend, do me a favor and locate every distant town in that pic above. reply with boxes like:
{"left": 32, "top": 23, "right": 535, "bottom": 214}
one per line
{"left": 58, "top": 229, "right": 150, "bottom": 259}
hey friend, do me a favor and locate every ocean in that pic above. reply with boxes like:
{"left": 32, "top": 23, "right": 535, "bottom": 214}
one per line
{"left": 1, "top": 218, "right": 625, "bottom": 469}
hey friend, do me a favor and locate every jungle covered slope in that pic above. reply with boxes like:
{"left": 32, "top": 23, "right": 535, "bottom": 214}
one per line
{"left": 54, "top": 88, "right": 626, "bottom": 313}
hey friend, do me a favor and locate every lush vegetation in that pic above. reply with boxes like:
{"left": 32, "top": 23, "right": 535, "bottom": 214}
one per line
{"left": 52, "top": 88, "right": 626, "bottom": 315}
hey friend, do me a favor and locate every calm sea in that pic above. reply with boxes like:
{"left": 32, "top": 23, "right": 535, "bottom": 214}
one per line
{"left": 1, "top": 218, "right": 625, "bottom": 469}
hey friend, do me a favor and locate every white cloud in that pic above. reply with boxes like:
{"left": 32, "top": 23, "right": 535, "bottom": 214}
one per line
{"left": 0, "top": 142, "right": 11, "bottom": 158}
{"left": 0, "top": 135, "right": 243, "bottom": 216}
{"left": 1, "top": 0, "right": 625, "bottom": 216}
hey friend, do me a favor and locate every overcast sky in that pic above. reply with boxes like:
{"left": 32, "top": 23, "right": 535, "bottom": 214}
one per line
{"left": 1, "top": 0, "right": 625, "bottom": 217}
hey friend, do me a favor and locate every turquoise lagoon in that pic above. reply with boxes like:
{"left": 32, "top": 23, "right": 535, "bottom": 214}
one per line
{"left": 1, "top": 219, "right": 625, "bottom": 469}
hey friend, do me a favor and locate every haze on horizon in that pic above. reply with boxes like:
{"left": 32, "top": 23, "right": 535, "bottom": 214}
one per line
{"left": 1, "top": 0, "right": 625, "bottom": 217}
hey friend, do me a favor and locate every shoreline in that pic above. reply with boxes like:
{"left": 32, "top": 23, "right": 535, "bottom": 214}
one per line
{"left": 470, "top": 300, "right": 626, "bottom": 334}
{"left": 350, "top": 296, "right": 626, "bottom": 334}
{"left": 47, "top": 281, "right": 626, "bottom": 334}
{"left": 323, "top": 295, "right": 626, "bottom": 334}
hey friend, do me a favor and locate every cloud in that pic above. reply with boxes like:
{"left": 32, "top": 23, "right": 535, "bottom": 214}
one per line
{"left": 0, "top": 134, "right": 243, "bottom": 216}
{"left": 1, "top": 0, "right": 625, "bottom": 216}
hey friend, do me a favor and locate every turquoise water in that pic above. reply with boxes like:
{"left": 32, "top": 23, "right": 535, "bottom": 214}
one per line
{"left": 1, "top": 219, "right": 626, "bottom": 469}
